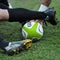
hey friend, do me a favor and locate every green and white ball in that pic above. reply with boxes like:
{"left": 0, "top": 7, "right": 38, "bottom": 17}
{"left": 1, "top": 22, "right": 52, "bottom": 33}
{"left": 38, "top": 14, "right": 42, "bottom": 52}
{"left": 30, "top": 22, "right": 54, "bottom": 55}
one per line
{"left": 22, "top": 21, "right": 43, "bottom": 39}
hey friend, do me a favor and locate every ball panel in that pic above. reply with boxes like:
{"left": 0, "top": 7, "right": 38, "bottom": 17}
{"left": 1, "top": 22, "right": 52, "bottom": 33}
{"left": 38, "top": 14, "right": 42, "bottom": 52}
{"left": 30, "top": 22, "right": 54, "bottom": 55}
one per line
{"left": 24, "top": 21, "right": 35, "bottom": 28}
{"left": 22, "top": 29, "right": 27, "bottom": 39}
{"left": 36, "top": 23, "right": 43, "bottom": 35}
{"left": 22, "top": 21, "right": 43, "bottom": 39}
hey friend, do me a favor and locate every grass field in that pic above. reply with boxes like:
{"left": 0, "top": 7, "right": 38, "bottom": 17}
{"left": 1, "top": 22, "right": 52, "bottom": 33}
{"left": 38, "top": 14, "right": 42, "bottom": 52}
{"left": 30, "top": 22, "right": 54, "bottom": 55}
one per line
{"left": 0, "top": 0, "right": 60, "bottom": 60}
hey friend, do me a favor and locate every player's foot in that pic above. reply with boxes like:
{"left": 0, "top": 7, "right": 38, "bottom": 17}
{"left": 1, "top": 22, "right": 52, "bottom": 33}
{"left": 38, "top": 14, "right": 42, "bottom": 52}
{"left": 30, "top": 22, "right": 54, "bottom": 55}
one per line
{"left": 4, "top": 39, "right": 32, "bottom": 55}
{"left": 44, "top": 8, "right": 57, "bottom": 25}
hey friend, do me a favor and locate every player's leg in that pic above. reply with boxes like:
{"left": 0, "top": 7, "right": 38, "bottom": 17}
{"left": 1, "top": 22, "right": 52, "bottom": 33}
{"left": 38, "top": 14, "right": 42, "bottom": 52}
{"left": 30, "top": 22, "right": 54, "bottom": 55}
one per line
{"left": 0, "top": 8, "right": 47, "bottom": 21}
{"left": 38, "top": 0, "right": 51, "bottom": 11}
{"left": 41, "top": 0, "right": 51, "bottom": 6}
{"left": 0, "top": 8, "right": 57, "bottom": 25}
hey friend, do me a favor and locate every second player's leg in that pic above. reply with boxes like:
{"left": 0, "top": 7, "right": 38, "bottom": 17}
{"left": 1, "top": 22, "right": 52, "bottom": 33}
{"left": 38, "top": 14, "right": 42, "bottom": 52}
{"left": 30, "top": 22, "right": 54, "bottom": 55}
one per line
{"left": 41, "top": 0, "right": 51, "bottom": 7}
{"left": 38, "top": 0, "right": 51, "bottom": 11}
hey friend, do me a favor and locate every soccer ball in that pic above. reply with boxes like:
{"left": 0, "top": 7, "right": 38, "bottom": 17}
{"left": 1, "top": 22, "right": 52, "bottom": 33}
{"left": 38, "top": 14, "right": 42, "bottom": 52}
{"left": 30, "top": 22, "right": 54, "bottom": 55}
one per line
{"left": 22, "top": 21, "right": 43, "bottom": 39}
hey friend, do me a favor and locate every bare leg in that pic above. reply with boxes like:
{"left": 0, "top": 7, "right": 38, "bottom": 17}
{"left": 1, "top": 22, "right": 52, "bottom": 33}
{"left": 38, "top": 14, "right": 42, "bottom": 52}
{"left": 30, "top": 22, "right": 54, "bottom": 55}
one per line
{"left": 42, "top": 0, "right": 51, "bottom": 7}
{"left": 0, "top": 9, "right": 9, "bottom": 21}
{"left": 38, "top": 0, "right": 51, "bottom": 11}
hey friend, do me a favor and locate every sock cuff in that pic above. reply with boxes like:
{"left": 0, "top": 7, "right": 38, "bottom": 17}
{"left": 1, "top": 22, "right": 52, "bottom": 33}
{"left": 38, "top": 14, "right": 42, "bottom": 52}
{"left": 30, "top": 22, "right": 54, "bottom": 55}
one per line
{"left": 38, "top": 4, "right": 48, "bottom": 12}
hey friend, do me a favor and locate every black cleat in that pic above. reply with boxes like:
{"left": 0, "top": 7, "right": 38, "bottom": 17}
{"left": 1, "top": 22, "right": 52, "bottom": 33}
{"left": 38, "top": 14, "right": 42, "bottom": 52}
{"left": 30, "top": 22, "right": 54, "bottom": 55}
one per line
{"left": 44, "top": 8, "right": 57, "bottom": 25}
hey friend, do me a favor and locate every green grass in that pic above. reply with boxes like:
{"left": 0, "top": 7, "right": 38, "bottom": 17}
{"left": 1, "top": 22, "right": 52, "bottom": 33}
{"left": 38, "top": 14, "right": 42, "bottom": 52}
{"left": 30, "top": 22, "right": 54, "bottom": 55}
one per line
{"left": 0, "top": 0, "right": 60, "bottom": 60}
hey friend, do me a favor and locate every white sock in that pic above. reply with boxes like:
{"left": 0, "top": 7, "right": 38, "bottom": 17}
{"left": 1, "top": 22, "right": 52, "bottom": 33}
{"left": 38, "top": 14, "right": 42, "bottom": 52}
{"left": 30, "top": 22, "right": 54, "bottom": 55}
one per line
{"left": 9, "top": 3, "right": 12, "bottom": 8}
{"left": 38, "top": 4, "right": 48, "bottom": 12}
